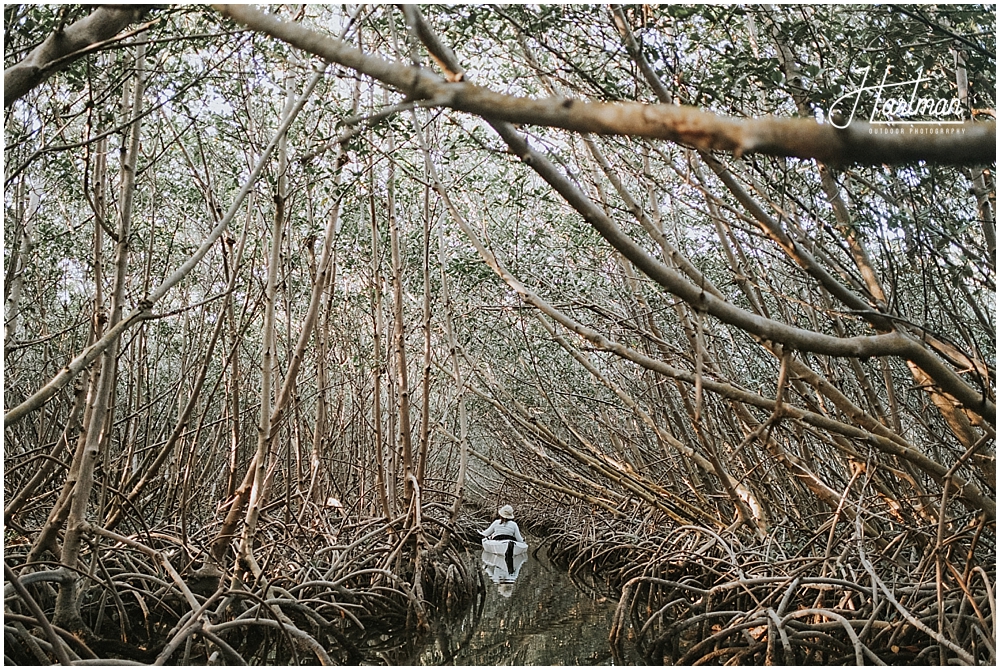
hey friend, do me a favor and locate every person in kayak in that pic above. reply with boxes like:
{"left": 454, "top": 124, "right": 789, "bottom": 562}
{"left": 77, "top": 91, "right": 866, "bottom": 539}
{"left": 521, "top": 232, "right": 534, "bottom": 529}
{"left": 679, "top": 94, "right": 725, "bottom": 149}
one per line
{"left": 480, "top": 505, "right": 524, "bottom": 543}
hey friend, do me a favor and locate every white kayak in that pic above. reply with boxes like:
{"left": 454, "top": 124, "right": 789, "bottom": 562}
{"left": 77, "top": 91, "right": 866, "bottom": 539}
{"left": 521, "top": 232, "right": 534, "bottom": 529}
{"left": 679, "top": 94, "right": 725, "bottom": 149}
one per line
{"left": 481, "top": 548, "right": 527, "bottom": 584}
{"left": 482, "top": 538, "right": 528, "bottom": 555}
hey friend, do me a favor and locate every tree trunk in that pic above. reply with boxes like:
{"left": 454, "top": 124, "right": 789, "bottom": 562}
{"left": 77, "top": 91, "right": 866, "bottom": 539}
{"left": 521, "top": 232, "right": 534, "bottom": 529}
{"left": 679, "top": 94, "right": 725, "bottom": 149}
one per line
{"left": 53, "top": 42, "right": 145, "bottom": 631}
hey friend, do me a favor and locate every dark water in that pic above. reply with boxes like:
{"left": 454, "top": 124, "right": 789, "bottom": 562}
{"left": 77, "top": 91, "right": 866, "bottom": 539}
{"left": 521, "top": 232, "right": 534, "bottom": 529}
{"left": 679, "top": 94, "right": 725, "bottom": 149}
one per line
{"left": 413, "top": 539, "right": 619, "bottom": 665}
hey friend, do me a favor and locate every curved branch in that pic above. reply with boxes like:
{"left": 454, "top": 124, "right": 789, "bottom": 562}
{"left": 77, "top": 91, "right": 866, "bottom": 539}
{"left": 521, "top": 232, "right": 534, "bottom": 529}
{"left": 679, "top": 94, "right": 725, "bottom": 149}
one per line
{"left": 5, "top": 6, "right": 148, "bottom": 107}
{"left": 212, "top": 4, "right": 994, "bottom": 166}
{"left": 4, "top": 562, "right": 74, "bottom": 665}
{"left": 489, "top": 121, "right": 995, "bottom": 419}
{"left": 399, "top": 4, "right": 996, "bottom": 519}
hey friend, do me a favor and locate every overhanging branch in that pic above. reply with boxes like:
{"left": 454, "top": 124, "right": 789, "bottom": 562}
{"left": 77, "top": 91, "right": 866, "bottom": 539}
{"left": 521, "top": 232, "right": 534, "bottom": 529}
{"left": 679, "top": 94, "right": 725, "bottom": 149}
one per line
{"left": 213, "top": 4, "right": 994, "bottom": 166}
{"left": 5, "top": 6, "right": 149, "bottom": 107}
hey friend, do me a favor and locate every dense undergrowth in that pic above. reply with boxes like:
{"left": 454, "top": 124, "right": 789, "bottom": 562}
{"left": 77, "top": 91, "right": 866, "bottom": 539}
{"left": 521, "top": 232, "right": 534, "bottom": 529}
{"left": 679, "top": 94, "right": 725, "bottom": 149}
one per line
{"left": 4, "top": 5, "right": 995, "bottom": 667}
{"left": 5, "top": 507, "right": 486, "bottom": 665}
{"left": 5, "top": 494, "right": 996, "bottom": 665}
{"left": 545, "top": 506, "right": 995, "bottom": 665}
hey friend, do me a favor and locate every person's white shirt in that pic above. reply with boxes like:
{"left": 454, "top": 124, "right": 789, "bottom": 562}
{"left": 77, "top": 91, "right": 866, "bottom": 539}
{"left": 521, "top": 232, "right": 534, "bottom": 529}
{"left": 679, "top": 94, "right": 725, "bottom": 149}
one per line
{"left": 480, "top": 518, "right": 524, "bottom": 542}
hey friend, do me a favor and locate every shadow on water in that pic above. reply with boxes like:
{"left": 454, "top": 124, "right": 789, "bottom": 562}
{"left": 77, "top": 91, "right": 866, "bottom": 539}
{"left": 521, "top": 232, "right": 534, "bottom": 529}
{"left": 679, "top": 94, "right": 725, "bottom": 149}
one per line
{"left": 413, "top": 536, "right": 619, "bottom": 665}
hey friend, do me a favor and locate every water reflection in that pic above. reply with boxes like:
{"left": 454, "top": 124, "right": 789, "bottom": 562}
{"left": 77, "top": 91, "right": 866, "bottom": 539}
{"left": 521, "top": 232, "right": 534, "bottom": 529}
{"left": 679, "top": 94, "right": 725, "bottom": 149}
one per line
{"left": 481, "top": 548, "right": 527, "bottom": 597}
{"left": 413, "top": 538, "right": 618, "bottom": 665}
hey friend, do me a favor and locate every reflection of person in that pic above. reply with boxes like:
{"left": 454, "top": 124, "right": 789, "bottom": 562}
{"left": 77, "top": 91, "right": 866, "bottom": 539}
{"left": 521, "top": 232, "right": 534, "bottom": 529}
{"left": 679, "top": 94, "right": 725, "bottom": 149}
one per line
{"left": 482, "top": 549, "right": 527, "bottom": 584}
{"left": 479, "top": 505, "right": 524, "bottom": 542}
{"left": 498, "top": 583, "right": 514, "bottom": 598}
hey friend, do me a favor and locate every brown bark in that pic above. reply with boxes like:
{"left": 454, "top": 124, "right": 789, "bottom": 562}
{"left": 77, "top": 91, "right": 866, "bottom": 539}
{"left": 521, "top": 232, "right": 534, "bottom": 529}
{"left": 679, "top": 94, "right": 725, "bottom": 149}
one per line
{"left": 103, "top": 227, "right": 247, "bottom": 532}
{"left": 416, "top": 183, "right": 432, "bottom": 491}
{"left": 368, "top": 186, "right": 392, "bottom": 520}
{"left": 236, "top": 68, "right": 295, "bottom": 578}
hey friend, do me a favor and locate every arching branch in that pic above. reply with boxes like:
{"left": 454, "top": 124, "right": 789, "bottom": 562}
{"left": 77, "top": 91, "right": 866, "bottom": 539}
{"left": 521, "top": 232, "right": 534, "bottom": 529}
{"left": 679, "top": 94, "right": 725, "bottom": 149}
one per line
{"left": 213, "top": 4, "right": 994, "bottom": 166}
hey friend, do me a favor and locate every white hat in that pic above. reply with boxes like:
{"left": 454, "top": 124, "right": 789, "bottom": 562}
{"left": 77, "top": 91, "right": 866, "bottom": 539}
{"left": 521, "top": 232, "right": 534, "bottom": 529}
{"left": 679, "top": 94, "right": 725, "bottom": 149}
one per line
{"left": 498, "top": 504, "right": 515, "bottom": 519}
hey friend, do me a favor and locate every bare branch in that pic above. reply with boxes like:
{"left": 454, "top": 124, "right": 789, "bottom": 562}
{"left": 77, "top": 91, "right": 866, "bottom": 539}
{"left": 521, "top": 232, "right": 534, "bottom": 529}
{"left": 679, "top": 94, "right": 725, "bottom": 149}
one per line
{"left": 4, "top": 66, "right": 325, "bottom": 427}
{"left": 213, "top": 4, "right": 994, "bottom": 166}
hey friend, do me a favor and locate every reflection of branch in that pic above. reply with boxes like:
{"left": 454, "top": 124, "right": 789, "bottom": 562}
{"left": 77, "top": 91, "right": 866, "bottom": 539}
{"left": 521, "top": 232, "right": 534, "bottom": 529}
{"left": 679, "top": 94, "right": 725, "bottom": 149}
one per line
{"left": 213, "top": 5, "right": 994, "bottom": 166}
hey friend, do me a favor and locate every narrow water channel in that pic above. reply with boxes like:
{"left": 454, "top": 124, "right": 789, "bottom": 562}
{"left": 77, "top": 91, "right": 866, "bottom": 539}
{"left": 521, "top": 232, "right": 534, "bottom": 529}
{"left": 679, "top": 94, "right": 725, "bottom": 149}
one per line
{"left": 413, "top": 537, "right": 620, "bottom": 665}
